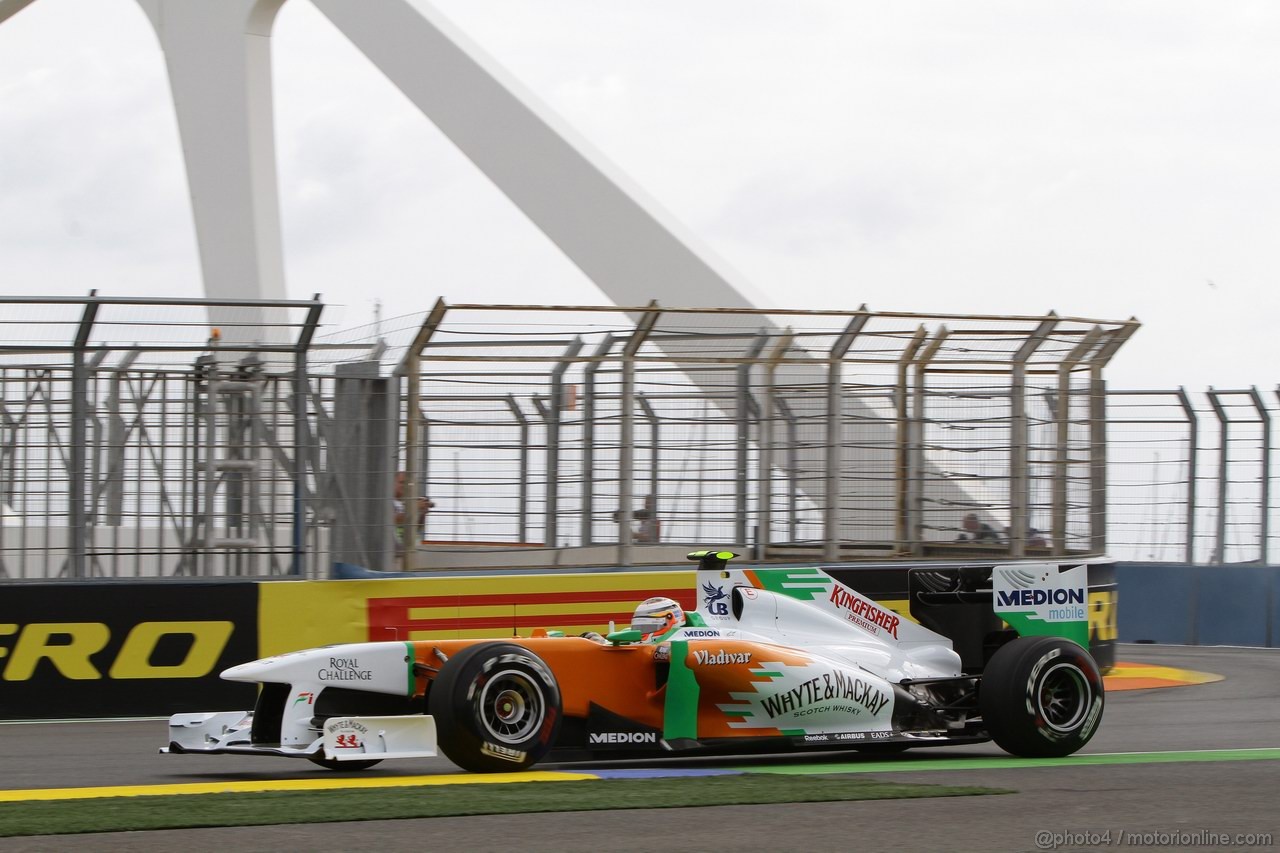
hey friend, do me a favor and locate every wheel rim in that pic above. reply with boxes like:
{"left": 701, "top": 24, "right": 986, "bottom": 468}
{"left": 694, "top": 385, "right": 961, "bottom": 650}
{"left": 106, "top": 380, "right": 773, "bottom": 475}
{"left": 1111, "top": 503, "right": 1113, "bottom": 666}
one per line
{"left": 1037, "top": 662, "right": 1091, "bottom": 733}
{"left": 479, "top": 669, "right": 544, "bottom": 743}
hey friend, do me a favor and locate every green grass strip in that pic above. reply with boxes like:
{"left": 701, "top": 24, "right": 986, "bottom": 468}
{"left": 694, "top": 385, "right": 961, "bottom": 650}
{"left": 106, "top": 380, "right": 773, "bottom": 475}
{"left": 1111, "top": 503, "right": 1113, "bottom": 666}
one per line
{"left": 734, "top": 747, "right": 1280, "bottom": 776}
{"left": 0, "top": 775, "right": 1005, "bottom": 838}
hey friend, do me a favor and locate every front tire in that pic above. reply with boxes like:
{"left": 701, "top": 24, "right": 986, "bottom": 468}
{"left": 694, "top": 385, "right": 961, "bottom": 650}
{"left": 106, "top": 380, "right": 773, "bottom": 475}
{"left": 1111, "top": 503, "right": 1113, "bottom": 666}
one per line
{"left": 980, "top": 636, "right": 1104, "bottom": 758}
{"left": 428, "top": 642, "right": 562, "bottom": 773}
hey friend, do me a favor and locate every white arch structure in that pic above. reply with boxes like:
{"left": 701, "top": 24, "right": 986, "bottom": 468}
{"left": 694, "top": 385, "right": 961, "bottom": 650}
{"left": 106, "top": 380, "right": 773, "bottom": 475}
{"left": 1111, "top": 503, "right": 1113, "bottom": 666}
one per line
{"left": 1, "top": 0, "right": 1127, "bottom": 558}
{"left": 0, "top": 0, "right": 763, "bottom": 311}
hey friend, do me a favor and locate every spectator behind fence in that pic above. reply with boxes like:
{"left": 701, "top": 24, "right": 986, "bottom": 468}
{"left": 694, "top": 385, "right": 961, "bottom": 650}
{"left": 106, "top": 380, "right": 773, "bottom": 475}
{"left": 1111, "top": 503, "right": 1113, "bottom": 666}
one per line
{"left": 394, "top": 471, "right": 434, "bottom": 555}
{"left": 612, "top": 495, "right": 662, "bottom": 543}
{"left": 957, "top": 512, "right": 1001, "bottom": 542}
{"left": 1003, "top": 525, "right": 1048, "bottom": 548}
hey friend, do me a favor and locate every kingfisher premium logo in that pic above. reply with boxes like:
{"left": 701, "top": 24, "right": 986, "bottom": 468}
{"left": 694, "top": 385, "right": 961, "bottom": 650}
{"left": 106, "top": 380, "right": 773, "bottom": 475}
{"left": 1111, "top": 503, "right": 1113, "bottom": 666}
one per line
{"left": 828, "top": 587, "right": 900, "bottom": 639}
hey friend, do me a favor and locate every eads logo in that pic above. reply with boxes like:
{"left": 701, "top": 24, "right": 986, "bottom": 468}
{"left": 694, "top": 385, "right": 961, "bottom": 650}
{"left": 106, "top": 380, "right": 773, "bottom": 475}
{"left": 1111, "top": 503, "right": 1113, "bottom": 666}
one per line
{"left": 0, "top": 621, "right": 234, "bottom": 681}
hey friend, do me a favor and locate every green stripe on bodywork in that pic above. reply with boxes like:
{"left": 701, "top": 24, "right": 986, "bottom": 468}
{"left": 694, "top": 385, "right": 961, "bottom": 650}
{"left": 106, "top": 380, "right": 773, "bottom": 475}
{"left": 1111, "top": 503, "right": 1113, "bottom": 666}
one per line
{"left": 663, "top": 641, "right": 699, "bottom": 742}
{"left": 752, "top": 568, "right": 830, "bottom": 601}
{"left": 733, "top": 748, "right": 1280, "bottom": 776}
{"left": 1001, "top": 611, "right": 1089, "bottom": 646}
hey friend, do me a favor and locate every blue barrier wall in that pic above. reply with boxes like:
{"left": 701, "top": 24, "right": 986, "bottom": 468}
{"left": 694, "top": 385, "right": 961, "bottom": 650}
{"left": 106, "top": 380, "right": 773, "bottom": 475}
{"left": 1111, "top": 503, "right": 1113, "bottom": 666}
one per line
{"left": 1116, "top": 562, "right": 1278, "bottom": 647}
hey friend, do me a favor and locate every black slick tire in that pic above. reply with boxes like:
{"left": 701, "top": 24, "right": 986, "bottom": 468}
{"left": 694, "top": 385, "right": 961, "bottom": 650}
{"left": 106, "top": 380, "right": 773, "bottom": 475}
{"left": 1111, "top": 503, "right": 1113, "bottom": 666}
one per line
{"left": 980, "top": 636, "right": 1104, "bottom": 758}
{"left": 428, "top": 642, "right": 562, "bottom": 773}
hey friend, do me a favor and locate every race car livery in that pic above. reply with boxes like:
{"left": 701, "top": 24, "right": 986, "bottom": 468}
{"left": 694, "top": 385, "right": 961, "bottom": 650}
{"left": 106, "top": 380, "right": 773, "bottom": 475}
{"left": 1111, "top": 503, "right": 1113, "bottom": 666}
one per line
{"left": 163, "top": 551, "right": 1105, "bottom": 772}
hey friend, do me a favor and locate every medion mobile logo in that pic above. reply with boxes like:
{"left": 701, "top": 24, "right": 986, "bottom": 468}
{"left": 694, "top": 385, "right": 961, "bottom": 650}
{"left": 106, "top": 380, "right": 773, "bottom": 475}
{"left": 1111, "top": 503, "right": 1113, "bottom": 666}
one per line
{"left": 993, "top": 564, "right": 1090, "bottom": 631}
{"left": 589, "top": 732, "right": 658, "bottom": 744}
{"left": 996, "top": 588, "right": 1085, "bottom": 607}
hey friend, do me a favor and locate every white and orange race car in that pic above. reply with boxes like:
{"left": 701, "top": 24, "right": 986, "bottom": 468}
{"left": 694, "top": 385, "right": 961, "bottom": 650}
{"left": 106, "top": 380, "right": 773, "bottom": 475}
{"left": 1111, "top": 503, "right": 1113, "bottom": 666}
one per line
{"left": 163, "top": 551, "right": 1104, "bottom": 772}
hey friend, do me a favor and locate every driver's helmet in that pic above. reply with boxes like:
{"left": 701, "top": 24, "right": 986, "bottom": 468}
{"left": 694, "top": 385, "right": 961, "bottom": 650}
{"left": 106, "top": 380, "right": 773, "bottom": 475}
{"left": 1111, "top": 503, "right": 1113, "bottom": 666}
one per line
{"left": 630, "top": 596, "right": 685, "bottom": 641}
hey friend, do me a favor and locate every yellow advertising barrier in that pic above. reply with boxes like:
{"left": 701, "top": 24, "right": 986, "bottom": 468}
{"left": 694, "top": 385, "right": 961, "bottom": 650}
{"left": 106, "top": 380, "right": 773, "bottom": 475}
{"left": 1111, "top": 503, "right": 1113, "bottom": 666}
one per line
{"left": 258, "top": 572, "right": 1116, "bottom": 664}
{"left": 258, "top": 572, "right": 696, "bottom": 656}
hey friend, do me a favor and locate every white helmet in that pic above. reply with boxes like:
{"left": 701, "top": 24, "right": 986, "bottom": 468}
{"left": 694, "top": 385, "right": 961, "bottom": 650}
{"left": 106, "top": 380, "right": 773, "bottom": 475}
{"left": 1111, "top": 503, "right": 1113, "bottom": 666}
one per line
{"left": 630, "top": 596, "right": 685, "bottom": 641}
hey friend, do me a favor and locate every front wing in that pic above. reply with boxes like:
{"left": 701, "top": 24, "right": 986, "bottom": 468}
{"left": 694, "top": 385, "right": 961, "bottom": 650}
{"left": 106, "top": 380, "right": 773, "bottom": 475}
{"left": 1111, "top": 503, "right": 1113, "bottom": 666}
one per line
{"left": 161, "top": 711, "right": 438, "bottom": 762}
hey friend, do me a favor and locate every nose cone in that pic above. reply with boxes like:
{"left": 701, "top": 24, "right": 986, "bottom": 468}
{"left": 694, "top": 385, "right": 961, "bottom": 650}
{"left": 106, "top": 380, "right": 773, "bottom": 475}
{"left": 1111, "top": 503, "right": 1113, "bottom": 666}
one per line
{"left": 220, "top": 652, "right": 299, "bottom": 682}
{"left": 221, "top": 659, "right": 270, "bottom": 682}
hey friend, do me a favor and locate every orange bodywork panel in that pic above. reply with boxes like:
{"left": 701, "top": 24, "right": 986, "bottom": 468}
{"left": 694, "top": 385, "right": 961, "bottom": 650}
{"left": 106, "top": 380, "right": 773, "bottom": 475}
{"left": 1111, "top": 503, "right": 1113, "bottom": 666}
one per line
{"left": 682, "top": 640, "right": 812, "bottom": 738}
{"left": 413, "top": 638, "right": 666, "bottom": 728}
{"left": 411, "top": 636, "right": 822, "bottom": 740}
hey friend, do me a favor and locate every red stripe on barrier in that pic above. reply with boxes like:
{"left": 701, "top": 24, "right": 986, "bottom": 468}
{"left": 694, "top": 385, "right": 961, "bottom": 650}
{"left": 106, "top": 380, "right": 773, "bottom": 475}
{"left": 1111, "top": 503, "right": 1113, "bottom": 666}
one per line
{"left": 388, "top": 610, "right": 636, "bottom": 632}
{"left": 371, "top": 588, "right": 692, "bottom": 608}
{"left": 367, "top": 589, "right": 696, "bottom": 641}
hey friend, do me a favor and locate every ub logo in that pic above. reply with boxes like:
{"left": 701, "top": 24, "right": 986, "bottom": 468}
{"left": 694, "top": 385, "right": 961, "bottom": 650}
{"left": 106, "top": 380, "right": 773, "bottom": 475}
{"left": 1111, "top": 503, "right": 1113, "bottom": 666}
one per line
{"left": 702, "top": 581, "right": 730, "bottom": 616}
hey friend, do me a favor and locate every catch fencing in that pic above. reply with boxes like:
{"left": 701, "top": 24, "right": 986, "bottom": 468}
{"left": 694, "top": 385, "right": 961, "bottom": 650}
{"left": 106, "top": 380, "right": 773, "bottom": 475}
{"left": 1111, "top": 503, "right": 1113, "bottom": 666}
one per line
{"left": 3, "top": 296, "right": 1274, "bottom": 578}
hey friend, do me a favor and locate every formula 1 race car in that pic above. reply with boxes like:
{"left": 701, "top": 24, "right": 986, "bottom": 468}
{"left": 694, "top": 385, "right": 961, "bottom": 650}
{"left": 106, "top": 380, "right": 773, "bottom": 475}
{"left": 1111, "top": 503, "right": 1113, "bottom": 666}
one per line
{"left": 162, "top": 551, "right": 1105, "bottom": 772}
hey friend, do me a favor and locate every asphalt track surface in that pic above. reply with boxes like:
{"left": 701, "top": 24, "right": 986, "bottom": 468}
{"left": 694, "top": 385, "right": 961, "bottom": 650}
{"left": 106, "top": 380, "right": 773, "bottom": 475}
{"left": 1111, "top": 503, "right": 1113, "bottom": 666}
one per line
{"left": 2, "top": 644, "right": 1278, "bottom": 852}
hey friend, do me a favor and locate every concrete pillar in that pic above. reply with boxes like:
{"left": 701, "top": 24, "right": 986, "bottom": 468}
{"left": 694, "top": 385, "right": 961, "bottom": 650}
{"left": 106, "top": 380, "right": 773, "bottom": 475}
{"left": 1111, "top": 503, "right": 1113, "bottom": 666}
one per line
{"left": 329, "top": 361, "right": 397, "bottom": 570}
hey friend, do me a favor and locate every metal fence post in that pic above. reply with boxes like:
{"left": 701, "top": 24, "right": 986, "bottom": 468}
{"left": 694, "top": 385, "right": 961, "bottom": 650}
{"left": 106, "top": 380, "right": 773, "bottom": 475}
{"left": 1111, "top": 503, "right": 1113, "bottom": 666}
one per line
{"left": 1052, "top": 326, "right": 1100, "bottom": 555}
{"left": 1006, "top": 316, "right": 1055, "bottom": 559}
{"left": 1207, "top": 389, "right": 1228, "bottom": 564}
{"left": 827, "top": 310, "right": 868, "bottom": 560}
{"left": 104, "top": 350, "right": 139, "bottom": 528}
{"left": 895, "top": 326, "right": 927, "bottom": 552}
{"left": 1175, "top": 388, "right": 1198, "bottom": 564}
{"left": 1085, "top": 323, "right": 1135, "bottom": 556}
{"left": 758, "top": 330, "right": 793, "bottom": 555}
{"left": 737, "top": 333, "right": 768, "bottom": 548}
{"left": 545, "top": 337, "right": 584, "bottom": 549}
{"left": 911, "top": 328, "right": 948, "bottom": 556}
{"left": 619, "top": 305, "right": 660, "bottom": 566}
{"left": 292, "top": 298, "right": 322, "bottom": 576}
{"left": 67, "top": 296, "right": 100, "bottom": 578}
{"left": 505, "top": 395, "right": 530, "bottom": 545}
{"left": 396, "top": 299, "right": 448, "bottom": 572}
{"left": 1248, "top": 387, "right": 1271, "bottom": 565}
{"left": 580, "top": 334, "right": 613, "bottom": 546}
{"left": 774, "top": 396, "right": 800, "bottom": 543}
{"left": 638, "top": 394, "right": 661, "bottom": 530}
{"left": 1089, "top": 368, "right": 1108, "bottom": 555}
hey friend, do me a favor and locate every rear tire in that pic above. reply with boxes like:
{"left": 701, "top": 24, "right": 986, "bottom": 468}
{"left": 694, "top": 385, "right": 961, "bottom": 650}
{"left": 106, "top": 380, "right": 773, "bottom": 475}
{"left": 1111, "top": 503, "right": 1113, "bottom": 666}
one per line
{"left": 980, "top": 636, "right": 1104, "bottom": 758}
{"left": 428, "top": 642, "right": 562, "bottom": 773}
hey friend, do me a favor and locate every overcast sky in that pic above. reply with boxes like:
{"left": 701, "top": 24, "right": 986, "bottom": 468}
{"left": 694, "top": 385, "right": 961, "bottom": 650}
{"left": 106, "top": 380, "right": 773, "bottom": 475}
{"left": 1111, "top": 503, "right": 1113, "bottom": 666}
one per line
{"left": 0, "top": 0, "right": 1277, "bottom": 390}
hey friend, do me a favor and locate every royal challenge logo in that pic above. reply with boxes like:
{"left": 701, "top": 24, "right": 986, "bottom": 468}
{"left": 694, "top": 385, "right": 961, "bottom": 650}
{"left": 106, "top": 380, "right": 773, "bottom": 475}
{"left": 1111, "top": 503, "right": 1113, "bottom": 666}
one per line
{"left": 993, "top": 563, "right": 1088, "bottom": 645}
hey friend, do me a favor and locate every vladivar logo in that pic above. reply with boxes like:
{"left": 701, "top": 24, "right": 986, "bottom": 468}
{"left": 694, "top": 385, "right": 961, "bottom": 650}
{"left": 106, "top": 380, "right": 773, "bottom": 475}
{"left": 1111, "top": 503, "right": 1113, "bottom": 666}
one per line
{"left": 693, "top": 649, "right": 751, "bottom": 665}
